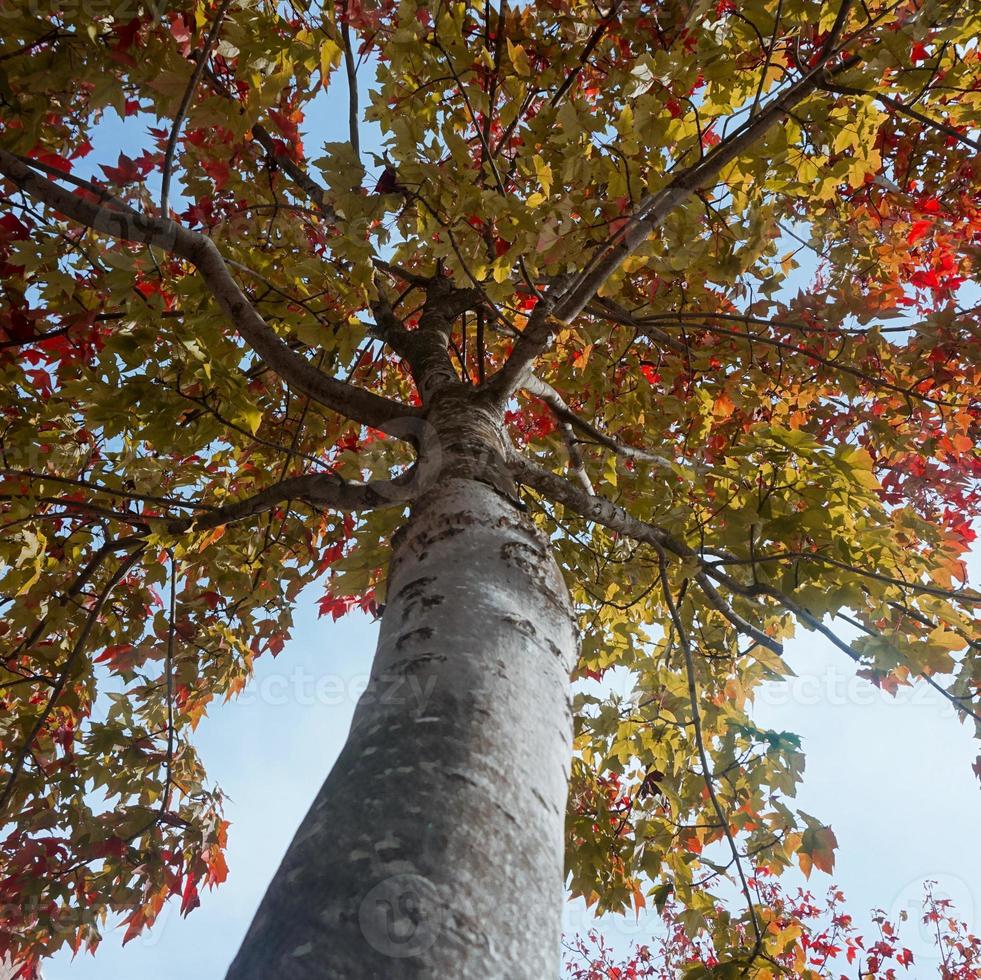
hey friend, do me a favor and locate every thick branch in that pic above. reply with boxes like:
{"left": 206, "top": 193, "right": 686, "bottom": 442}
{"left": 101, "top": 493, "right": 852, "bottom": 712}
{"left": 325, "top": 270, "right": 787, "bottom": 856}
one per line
{"left": 552, "top": 57, "right": 858, "bottom": 325}
{"left": 0, "top": 150, "right": 413, "bottom": 430}
{"left": 508, "top": 452, "right": 689, "bottom": 557}
{"left": 694, "top": 572, "right": 782, "bottom": 655}
{"left": 489, "top": 54, "right": 858, "bottom": 397}
{"left": 372, "top": 278, "right": 481, "bottom": 402}
{"left": 170, "top": 470, "right": 414, "bottom": 534}
{"left": 511, "top": 451, "right": 978, "bottom": 668}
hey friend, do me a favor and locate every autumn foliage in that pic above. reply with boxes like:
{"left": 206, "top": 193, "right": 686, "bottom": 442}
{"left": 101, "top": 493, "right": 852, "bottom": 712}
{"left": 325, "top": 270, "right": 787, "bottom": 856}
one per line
{"left": 0, "top": 0, "right": 979, "bottom": 974}
{"left": 565, "top": 877, "right": 981, "bottom": 980}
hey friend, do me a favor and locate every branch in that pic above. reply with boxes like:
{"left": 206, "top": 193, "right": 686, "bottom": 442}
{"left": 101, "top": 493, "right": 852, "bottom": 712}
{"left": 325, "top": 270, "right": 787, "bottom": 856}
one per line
{"left": 551, "top": 56, "right": 859, "bottom": 325}
{"left": 523, "top": 373, "right": 682, "bottom": 471}
{"left": 777, "top": 597, "right": 981, "bottom": 724}
{"left": 560, "top": 422, "right": 594, "bottom": 495}
{"left": 527, "top": 384, "right": 596, "bottom": 495}
{"left": 694, "top": 572, "right": 782, "bottom": 655}
{"left": 817, "top": 79, "right": 981, "bottom": 153}
{"left": 370, "top": 278, "right": 475, "bottom": 400}
{"left": 488, "top": 52, "right": 859, "bottom": 396}
{"left": 4, "top": 535, "right": 143, "bottom": 663}
{"left": 0, "top": 149, "right": 414, "bottom": 430}
{"left": 707, "top": 550, "right": 981, "bottom": 605}
{"left": 160, "top": 0, "right": 234, "bottom": 217}
{"left": 549, "top": 0, "right": 623, "bottom": 109}
{"left": 169, "top": 470, "right": 414, "bottom": 534}
{"left": 0, "top": 468, "right": 214, "bottom": 512}
{"left": 632, "top": 318, "right": 964, "bottom": 409}
{"left": 510, "top": 449, "right": 979, "bottom": 665}
{"left": 0, "top": 546, "right": 146, "bottom": 815}
{"left": 508, "top": 451, "right": 689, "bottom": 557}
{"left": 340, "top": 10, "right": 362, "bottom": 170}
{"left": 250, "top": 123, "right": 337, "bottom": 220}
{"left": 655, "top": 549, "right": 765, "bottom": 961}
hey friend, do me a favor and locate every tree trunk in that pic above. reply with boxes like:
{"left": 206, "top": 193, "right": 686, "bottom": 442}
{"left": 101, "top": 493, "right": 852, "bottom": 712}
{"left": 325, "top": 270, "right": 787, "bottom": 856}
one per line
{"left": 226, "top": 476, "right": 577, "bottom": 979}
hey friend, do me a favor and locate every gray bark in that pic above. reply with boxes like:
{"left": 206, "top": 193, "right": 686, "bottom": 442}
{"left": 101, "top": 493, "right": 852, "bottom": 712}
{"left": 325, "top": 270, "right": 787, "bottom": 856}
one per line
{"left": 226, "top": 476, "right": 577, "bottom": 979}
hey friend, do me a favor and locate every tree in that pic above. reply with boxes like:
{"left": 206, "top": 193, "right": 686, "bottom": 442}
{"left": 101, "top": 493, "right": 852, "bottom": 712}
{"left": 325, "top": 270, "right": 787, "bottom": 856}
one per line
{"left": 0, "top": 0, "right": 978, "bottom": 976}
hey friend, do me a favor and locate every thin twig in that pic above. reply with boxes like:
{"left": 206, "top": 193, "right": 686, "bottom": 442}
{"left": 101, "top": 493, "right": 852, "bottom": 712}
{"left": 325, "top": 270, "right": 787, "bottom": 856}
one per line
{"left": 341, "top": 8, "right": 362, "bottom": 169}
{"left": 656, "top": 548, "right": 765, "bottom": 967}
{"left": 0, "top": 547, "right": 145, "bottom": 814}
{"left": 160, "top": 0, "right": 234, "bottom": 217}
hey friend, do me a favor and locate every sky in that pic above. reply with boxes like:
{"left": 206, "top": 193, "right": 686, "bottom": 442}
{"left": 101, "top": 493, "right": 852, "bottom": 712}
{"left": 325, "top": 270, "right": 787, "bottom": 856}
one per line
{"left": 26, "top": 45, "right": 981, "bottom": 980}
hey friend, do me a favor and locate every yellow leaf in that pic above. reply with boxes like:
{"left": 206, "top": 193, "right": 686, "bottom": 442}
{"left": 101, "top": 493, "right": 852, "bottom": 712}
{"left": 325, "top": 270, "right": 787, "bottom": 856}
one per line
{"left": 238, "top": 407, "right": 263, "bottom": 435}
{"left": 506, "top": 39, "right": 531, "bottom": 76}
{"left": 320, "top": 39, "right": 341, "bottom": 82}
{"left": 833, "top": 126, "right": 857, "bottom": 155}
{"left": 532, "top": 154, "right": 552, "bottom": 196}
{"left": 927, "top": 627, "right": 966, "bottom": 652}
{"left": 492, "top": 258, "right": 512, "bottom": 283}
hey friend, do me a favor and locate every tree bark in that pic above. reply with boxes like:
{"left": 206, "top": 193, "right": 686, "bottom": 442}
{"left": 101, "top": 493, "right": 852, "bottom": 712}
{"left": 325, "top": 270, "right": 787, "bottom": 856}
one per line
{"left": 226, "top": 476, "right": 577, "bottom": 979}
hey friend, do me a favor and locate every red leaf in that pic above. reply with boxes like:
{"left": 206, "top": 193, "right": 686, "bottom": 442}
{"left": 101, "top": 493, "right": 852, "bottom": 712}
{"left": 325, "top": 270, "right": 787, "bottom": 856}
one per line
{"left": 909, "top": 269, "right": 939, "bottom": 290}
{"left": 121, "top": 910, "right": 145, "bottom": 946}
{"left": 180, "top": 875, "right": 200, "bottom": 916}
{"left": 906, "top": 220, "right": 932, "bottom": 245}
{"left": 701, "top": 127, "right": 721, "bottom": 148}
{"left": 31, "top": 149, "right": 73, "bottom": 174}
{"left": 69, "top": 140, "right": 93, "bottom": 161}
{"left": 910, "top": 42, "right": 929, "bottom": 62}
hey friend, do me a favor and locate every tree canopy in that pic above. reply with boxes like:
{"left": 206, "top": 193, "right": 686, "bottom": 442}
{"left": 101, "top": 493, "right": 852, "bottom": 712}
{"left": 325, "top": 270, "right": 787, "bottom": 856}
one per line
{"left": 0, "top": 0, "right": 978, "bottom": 974}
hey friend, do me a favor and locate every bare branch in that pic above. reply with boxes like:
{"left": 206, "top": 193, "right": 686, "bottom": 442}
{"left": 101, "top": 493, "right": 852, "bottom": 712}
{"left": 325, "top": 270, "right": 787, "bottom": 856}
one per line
{"left": 340, "top": 10, "right": 362, "bottom": 170}
{"left": 169, "top": 470, "right": 415, "bottom": 534}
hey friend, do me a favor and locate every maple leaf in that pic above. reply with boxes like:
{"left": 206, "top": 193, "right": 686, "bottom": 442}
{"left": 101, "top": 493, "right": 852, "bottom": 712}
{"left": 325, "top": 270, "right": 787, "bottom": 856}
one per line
{"left": 798, "top": 824, "right": 838, "bottom": 878}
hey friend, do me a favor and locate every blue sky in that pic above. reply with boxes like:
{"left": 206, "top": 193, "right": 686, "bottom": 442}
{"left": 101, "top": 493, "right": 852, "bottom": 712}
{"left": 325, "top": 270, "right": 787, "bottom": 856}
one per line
{"left": 34, "top": 62, "right": 981, "bottom": 978}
